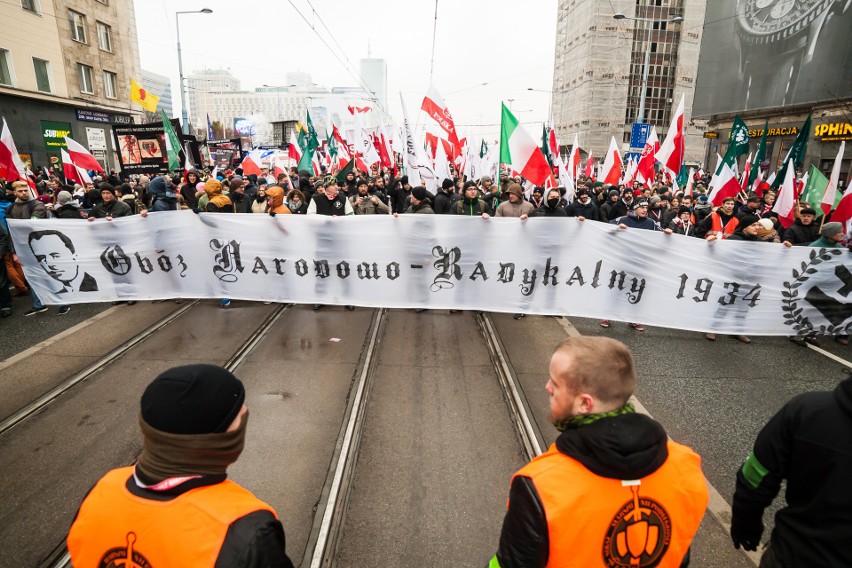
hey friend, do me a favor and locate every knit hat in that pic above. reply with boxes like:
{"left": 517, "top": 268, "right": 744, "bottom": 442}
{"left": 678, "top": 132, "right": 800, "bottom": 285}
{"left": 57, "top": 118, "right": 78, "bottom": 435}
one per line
{"left": 649, "top": 196, "right": 661, "bottom": 205}
{"left": 99, "top": 183, "right": 116, "bottom": 196}
{"left": 696, "top": 195, "right": 709, "bottom": 204}
{"left": 632, "top": 200, "right": 649, "bottom": 210}
{"left": 608, "top": 189, "right": 620, "bottom": 197}
{"left": 677, "top": 205, "right": 691, "bottom": 215}
{"left": 533, "top": 186, "right": 545, "bottom": 196}
{"left": 506, "top": 183, "right": 524, "bottom": 198}
{"left": 141, "top": 364, "right": 245, "bottom": 435}
{"left": 479, "top": 175, "right": 492, "bottom": 184}
{"left": 739, "top": 214, "right": 761, "bottom": 229}
{"left": 822, "top": 222, "right": 843, "bottom": 238}
{"left": 441, "top": 178, "right": 454, "bottom": 190}
{"left": 229, "top": 178, "right": 245, "bottom": 192}
{"left": 411, "top": 186, "right": 432, "bottom": 202}
{"left": 57, "top": 190, "right": 73, "bottom": 205}
{"left": 757, "top": 218, "right": 774, "bottom": 231}
{"left": 400, "top": 175, "right": 409, "bottom": 185}
{"left": 36, "top": 193, "right": 52, "bottom": 204}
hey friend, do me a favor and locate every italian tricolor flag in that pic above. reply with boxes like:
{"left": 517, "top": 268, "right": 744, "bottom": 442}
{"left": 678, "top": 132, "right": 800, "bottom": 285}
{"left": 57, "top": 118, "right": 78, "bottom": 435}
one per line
{"left": 500, "top": 104, "right": 551, "bottom": 186}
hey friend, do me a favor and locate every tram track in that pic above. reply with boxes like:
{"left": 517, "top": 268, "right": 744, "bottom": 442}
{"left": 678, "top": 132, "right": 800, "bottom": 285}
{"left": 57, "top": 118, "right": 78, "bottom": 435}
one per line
{"left": 302, "top": 309, "right": 541, "bottom": 567}
{"left": 9, "top": 305, "right": 538, "bottom": 568}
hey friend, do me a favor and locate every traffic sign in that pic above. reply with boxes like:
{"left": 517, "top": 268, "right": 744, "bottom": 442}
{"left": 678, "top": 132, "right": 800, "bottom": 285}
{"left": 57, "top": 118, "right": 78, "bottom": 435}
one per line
{"left": 630, "top": 123, "right": 651, "bottom": 149}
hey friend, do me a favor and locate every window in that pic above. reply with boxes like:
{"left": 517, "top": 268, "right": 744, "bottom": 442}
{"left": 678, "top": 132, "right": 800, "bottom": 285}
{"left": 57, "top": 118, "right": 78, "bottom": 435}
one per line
{"left": 103, "top": 70, "right": 117, "bottom": 98}
{"left": 77, "top": 63, "right": 94, "bottom": 93}
{"left": 33, "top": 57, "right": 51, "bottom": 92}
{"left": 96, "top": 22, "right": 111, "bottom": 52}
{"left": 69, "top": 10, "right": 87, "bottom": 43}
{"left": 0, "top": 48, "right": 14, "bottom": 86}
{"left": 21, "top": 0, "right": 40, "bottom": 14}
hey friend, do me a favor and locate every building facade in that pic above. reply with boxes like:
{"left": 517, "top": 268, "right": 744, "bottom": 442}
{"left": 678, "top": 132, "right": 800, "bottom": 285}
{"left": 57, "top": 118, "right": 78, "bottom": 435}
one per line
{"left": 187, "top": 69, "right": 376, "bottom": 146}
{"left": 141, "top": 69, "right": 173, "bottom": 118}
{"left": 359, "top": 58, "right": 387, "bottom": 112}
{"left": 692, "top": 0, "right": 851, "bottom": 188}
{"left": 0, "top": 0, "right": 142, "bottom": 174}
{"left": 551, "top": 0, "right": 706, "bottom": 164}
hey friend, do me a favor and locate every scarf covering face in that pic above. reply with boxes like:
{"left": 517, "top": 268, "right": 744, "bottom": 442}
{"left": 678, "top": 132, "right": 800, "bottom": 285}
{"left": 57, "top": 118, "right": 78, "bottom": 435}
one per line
{"left": 136, "top": 411, "right": 248, "bottom": 482}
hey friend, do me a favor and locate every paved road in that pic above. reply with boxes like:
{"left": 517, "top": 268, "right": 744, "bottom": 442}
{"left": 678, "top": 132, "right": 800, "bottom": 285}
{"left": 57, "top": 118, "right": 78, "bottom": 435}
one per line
{"left": 1, "top": 305, "right": 847, "bottom": 567}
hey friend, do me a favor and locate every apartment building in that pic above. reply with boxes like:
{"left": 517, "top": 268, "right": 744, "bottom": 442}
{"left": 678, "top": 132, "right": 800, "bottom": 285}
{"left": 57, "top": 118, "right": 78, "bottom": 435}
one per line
{"left": 0, "top": 0, "right": 142, "bottom": 173}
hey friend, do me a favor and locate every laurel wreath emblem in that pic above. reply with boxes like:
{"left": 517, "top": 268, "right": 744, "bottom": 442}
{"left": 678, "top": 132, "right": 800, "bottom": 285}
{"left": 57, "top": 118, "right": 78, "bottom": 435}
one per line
{"left": 781, "top": 248, "right": 845, "bottom": 334}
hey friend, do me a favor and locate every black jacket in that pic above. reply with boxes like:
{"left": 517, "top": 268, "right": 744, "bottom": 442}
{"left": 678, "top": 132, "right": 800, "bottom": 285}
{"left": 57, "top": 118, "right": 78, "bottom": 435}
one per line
{"left": 732, "top": 378, "right": 852, "bottom": 568}
{"left": 89, "top": 199, "right": 132, "bottom": 219}
{"left": 565, "top": 200, "right": 599, "bottom": 220}
{"left": 433, "top": 190, "right": 453, "bottom": 214}
{"left": 494, "top": 414, "right": 691, "bottom": 568}
{"left": 530, "top": 203, "right": 567, "bottom": 217}
{"left": 782, "top": 219, "right": 821, "bottom": 246}
{"left": 55, "top": 204, "right": 85, "bottom": 219}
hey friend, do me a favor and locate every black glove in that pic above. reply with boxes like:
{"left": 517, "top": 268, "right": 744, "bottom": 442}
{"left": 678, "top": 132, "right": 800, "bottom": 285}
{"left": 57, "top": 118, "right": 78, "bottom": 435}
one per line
{"left": 268, "top": 211, "right": 276, "bottom": 217}
{"left": 730, "top": 521, "right": 762, "bottom": 551}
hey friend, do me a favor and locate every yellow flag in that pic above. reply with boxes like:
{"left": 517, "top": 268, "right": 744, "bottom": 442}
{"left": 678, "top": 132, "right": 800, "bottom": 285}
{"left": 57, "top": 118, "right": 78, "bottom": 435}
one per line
{"left": 131, "top": 79, "right": 159, "bottom": 112}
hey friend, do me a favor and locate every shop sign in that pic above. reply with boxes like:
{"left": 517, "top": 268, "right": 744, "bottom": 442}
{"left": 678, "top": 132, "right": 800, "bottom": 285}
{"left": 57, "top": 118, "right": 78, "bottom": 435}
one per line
{"left": 86, "top": 127, "right": 107, "bottom": 150}
{"left": 76, "top": 109, "right": 133, "bottom": 125}
{"left": 747, "top": 127, "right": 798, "bottom": 138}
{"left": 814, "top": 122, "right": 852, "bottom": 142}
{"left": 703, "top": 131, "right": 719, "bottom": 139}
{"left": 41, "top": 120, "right": 72, "bottom": 152}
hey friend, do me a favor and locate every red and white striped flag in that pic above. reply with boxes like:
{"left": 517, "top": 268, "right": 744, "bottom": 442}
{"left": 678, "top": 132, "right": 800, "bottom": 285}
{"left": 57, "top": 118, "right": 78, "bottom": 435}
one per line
{"left": 1, "top": 118, "right": 37, "bottom": 197}
{"left": 772, "top": 160, "right": 797, "bottom": 229}
{"left": 821, "top": 141, "right": 845, "bottom": 216}
{"left": 600, "top": 136, "right": 622, "bottom": 186}
{"left": 64, "top": 136, "right": 105, "bottom": 174}
{"left": 635, "top": 126, "right": 659, "bottom": 187}
{"left": 568, "top": 134, "right": 581, "bottom": 179}
{"left": 655, "top": 94, "right": 685, "bottom": 179}
{"left": 421, "top": 85, "right": 461, "bottom": 161}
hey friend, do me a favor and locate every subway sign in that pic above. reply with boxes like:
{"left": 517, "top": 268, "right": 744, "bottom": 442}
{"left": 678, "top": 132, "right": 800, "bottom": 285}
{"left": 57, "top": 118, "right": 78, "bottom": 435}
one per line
{"left": 41, "top": 120, "right": 72, "bottom": 152}
{"left": 815, "top": 122, "right": 852, "bottom": 142}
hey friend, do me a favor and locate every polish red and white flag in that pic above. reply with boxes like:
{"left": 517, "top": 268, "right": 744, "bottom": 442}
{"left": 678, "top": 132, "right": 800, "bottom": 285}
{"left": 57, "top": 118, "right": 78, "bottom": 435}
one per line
{"left": 600, "top": 137, "right": 622, "bottom": 186}
{"left": 655, "top": 94, "right": 685, "bottom": 178}
{"left": 64, "top": 136, "right": 105, "bottom": 174}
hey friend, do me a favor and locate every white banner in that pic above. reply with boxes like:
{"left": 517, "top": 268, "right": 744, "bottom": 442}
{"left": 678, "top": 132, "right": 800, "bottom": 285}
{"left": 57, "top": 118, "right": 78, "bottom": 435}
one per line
{"left": 8, "top": 213, "right": 852, "bottom": 336}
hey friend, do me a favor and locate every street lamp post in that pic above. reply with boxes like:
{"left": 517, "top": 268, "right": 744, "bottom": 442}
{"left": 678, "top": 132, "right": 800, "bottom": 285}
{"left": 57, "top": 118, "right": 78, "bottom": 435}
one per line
{"left": 527, "top": 87, "right": 553, "bottom": 127}
{"left": 176, "top": 8, "right": 213, "bottom": 135}
{"left": 613, "top": 12, "right": 683, "bottom": 124}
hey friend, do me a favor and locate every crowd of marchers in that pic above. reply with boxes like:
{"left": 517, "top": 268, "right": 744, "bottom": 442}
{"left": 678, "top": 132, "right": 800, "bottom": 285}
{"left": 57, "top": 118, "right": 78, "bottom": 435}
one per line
{"left": 1, "top": 163, "right": 849, "bottom": 340}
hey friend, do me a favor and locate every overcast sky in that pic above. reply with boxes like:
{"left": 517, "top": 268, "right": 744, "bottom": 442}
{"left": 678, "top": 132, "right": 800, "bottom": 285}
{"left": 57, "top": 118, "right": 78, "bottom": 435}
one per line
{"left": 135, "top": 0, "right": 557, "bottom": 141}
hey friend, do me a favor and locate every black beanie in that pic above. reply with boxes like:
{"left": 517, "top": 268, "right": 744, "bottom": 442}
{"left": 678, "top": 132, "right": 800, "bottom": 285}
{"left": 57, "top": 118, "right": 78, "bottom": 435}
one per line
{"left": 141, "top": 364, "right": 245, "bottom": 435}
{"left": 738, "top": 214, "right": 761, "bottom": 229}
{"left": 411, "top": 186, "right": 432, "bottom": 202}
{"left": 441, "top": 178, "right": 454, "bottom": 190}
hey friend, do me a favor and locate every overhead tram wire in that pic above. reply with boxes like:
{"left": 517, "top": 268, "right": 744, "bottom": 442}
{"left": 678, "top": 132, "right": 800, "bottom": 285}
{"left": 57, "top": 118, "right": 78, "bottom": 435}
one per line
{"left": 286, "top": 0, "right": 392, "bottom": 119}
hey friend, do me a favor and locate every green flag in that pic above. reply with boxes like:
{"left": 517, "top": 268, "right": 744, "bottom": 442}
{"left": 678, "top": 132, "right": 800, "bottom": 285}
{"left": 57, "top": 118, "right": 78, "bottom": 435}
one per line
{"left": 772, "top": 112, "right": 811, "bottom": 188}
{"left": 161, "top": 110, "right": 181, "bottom": 172}
{"left": 335, "top": 158, "right": 354, "bottom": 183}
{"left": 297, "top": 111, "right": 320, "bottom": 172}
{"left": 802, "top": 165, "right": 828, "bottom": 213}
{"left": 676, "top": 165, "right": 689, "bottom": 187}
{"left": 748, "top": 119, "right": 768, "bottom": 187}
{"left": 722, "top": 115, "right": 749, "bottom": 170}
{"left": 328, "top": 131, "right": 338, "bottom": 160}
{"left": 541, "top": 125, "right": 553, "bottom": 167}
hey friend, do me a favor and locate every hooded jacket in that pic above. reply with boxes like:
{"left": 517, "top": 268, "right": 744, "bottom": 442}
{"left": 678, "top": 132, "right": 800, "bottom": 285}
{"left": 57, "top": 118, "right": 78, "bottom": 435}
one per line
{"left": 148, "top": 177, "right": 178, "bottom": 212}
{"left": 264, "top": 186, "right": 291, "bottom": 215}
{"left": 732, "top": 378, "right": 852, "bottom": 568}
{"left": 493, "top": 413, "right": 704, "bottom": 568}
{"left": 782, "top": 218, "right": 821, "bottom": 246}
{"left": 566, "top": 198, "right": 599, "bottom": 220}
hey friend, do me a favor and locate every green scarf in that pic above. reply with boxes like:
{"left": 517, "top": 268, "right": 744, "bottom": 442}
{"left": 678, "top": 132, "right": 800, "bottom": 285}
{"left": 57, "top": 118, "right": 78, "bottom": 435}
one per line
{"left": 553, "top": 401, "right": 635, "bottom": 432}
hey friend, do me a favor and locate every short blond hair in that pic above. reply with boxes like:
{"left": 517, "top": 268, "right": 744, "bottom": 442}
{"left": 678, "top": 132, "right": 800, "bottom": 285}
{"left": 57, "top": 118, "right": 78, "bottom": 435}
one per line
{"left": 11, "top": 180, "right": 29, "bottom": 191}
{"left": 553, "top": 336, "right": 636, "bottom": 406}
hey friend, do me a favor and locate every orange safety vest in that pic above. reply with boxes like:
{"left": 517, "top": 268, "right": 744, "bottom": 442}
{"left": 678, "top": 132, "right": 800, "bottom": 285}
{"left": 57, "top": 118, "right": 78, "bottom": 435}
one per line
{"left": 513, "top": 440, "right": 708, "bottom": 568}
{"left": 706, "top": 212, "right": 739, "bottom": 239}
{"left": 67, "top": 466, "right": 277, "bottom": 567}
